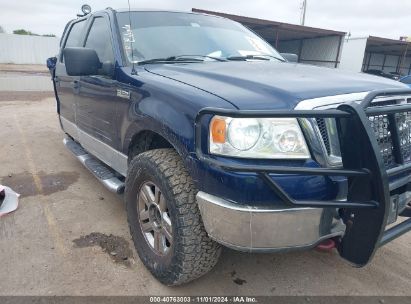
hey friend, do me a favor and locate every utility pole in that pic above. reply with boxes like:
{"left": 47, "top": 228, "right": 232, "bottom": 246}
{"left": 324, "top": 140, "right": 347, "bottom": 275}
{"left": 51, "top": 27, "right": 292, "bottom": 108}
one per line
{"left": 300, "top": 0, "right": 307, "bottom": 26}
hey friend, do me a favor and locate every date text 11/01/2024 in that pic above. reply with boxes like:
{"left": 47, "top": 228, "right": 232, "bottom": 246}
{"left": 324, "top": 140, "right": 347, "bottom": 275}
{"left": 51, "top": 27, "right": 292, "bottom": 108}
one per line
{"left": 149, "top": 297, "right": 257, "bottom": 303}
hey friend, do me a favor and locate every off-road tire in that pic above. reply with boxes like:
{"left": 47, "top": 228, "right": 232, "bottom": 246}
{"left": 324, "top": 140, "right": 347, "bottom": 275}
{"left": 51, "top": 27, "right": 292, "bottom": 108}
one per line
{"left": 125, "top": 148, "right": 221, "bottom": 285}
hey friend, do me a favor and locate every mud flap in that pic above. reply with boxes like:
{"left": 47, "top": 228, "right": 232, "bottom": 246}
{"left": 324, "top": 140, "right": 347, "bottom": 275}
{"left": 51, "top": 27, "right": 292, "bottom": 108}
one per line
{"left": 336, "top": 103, "right": 390, "bottom": 266}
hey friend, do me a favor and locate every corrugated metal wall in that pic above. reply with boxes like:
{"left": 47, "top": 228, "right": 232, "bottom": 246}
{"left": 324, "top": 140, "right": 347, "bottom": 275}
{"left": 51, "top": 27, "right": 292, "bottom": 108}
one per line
{"left": 278, "top": 40, "right": 300, "bottom": 55}
{"left": 364, "top": 52, "right": 385, "bottom": 70}
{"left": 384, "top": 55, "right": 399, "bottom": 73}
{"left": 399, "top": 57, "right": 411, "bottom": 75}
{"left": 278, "top": 36, "right": 342, "bottom": 68}
{"left": 301, "top": 36, "right": 341, "bottom": 68}
{"left": 363, "top": 52, "right": 411, "bottom": 75}
{"left": 0, "top": 34, "right": 59, "bottom": 64}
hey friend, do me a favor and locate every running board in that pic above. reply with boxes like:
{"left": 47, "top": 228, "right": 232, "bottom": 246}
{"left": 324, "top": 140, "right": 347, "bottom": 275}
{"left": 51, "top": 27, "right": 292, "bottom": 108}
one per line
{"left": 63, "top": 138, "right": 125, "bottom": 194}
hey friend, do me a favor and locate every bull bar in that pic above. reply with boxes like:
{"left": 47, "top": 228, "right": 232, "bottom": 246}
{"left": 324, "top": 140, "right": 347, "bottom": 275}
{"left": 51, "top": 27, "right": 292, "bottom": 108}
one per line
{"left": 195, "top": 88, "right": 411, "bottom": 266}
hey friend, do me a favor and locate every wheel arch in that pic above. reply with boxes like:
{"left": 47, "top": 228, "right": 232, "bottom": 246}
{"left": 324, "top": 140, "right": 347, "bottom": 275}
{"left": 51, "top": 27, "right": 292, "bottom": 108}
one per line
{"left": 127, "top": 129, "right": 176, "bottom": 162}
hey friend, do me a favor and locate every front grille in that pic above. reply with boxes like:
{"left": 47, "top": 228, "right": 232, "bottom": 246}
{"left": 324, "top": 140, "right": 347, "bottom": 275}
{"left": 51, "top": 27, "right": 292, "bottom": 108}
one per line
{"left": 368, "top": 114, "right": 396, "bottom": 168}
{"left": 315, "top": 95, "right": 411, "bottom": 169}
{"left": 368, "top": 97, "right": 411, "bottom": 169}
{"left": 316, "top": 118, "right": 331, "bottom": 154}
{"left": 395, "top": 112, "right": 411, "bottom": 162}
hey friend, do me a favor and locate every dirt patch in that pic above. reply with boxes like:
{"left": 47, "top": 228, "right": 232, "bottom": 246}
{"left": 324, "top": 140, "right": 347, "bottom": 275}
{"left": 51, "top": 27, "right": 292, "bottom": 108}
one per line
{"left": 0, "top": 70, "right": 49, "bottom": 76}
{"left": 0, "top": 64, "right": 48, "bottom": 74}
{"left": 1, "top": 173, "right": 37, "bottom": 198}
{"left": 1, "top": 171, "right": 79, "bottom": 197}
{"left": 233, "top": 278, "right": 247, "bottom": 285}
{"left": 73, "top": 232, "right": 134, "bottom": 267}
{"left": 0, "top": 91, "right": 54, "bottom": 102}
{"left": 231, "top": 270, "right": 247, "bottom": 285}
{"left": 40, "top": 171, "right": 79, "bottom": 196}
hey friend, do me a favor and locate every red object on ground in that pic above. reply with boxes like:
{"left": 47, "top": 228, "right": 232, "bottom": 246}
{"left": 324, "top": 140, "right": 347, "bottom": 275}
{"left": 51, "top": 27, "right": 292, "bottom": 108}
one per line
{"left": 316, "top": 239, "right": 336, "bottom": 252}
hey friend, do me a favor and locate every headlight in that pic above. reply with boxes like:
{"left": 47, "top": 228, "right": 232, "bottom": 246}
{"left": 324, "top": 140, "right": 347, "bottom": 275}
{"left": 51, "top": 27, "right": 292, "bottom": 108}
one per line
{"left": 227, "top": 118, "right": 261, "bottom": 150}
{"left": 209, "top": 116, "right": 310, "bottom": 159}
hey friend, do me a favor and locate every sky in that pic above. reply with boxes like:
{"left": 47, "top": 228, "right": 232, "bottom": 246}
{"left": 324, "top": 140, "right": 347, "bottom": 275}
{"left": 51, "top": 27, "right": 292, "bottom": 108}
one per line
{"left": 0, "top": 0, "right": 408, "bottom": 39}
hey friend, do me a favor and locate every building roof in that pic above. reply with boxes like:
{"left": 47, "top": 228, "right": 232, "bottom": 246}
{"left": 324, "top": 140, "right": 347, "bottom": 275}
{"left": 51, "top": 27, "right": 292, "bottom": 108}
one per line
{"left": 192, "top": 8, "right": 346, "bottom": 43}
{"left": 366, "top": 36, "right": 411, "bottom": 57}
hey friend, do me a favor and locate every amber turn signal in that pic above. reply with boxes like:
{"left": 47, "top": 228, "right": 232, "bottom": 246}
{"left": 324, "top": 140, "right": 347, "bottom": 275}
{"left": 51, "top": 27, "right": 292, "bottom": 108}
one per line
{"left": 211, "top": 117, "right": 227, "bottom": 143}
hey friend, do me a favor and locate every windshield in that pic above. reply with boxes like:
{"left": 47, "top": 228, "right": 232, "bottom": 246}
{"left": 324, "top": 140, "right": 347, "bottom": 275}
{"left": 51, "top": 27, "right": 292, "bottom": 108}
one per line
{"left": 116, "top": 11, "right": 284, "bottom": 63}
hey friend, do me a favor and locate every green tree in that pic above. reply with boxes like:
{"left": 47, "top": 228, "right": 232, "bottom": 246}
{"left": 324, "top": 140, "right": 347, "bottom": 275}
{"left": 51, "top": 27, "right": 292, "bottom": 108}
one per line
{"left": 13, "top": 29, "right": 39, "bottom": 36}
{"left": 12, "top": 29, "right": 55, "bottom": 37}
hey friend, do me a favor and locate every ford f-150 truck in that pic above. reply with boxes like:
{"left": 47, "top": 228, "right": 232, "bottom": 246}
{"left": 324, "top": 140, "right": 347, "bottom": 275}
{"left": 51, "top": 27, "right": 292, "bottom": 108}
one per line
{"left": 48, "top": 7, "right": 411, "bottom": 286}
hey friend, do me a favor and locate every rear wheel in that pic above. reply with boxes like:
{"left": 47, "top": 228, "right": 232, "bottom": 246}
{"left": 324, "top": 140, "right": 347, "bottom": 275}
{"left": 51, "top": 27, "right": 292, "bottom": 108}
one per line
{"left": 125, "top": 148, "right": 221, "bottom": 286}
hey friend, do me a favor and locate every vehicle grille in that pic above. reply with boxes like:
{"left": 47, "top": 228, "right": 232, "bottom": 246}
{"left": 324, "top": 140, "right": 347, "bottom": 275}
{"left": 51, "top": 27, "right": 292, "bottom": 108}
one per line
{"left": 399, "top": 113, "right": 411, "bottom": 163}
{"left": 368, "top": 112, "right": 411, "bottom": 168}
{"left": 368, "top": 114, "right": 396, "bottom": 168}
{"left": 315, "top": 96, "right": 411, "bottom": 169}
{"left": 316, "top": 118, "right": 331, "bottom": 154}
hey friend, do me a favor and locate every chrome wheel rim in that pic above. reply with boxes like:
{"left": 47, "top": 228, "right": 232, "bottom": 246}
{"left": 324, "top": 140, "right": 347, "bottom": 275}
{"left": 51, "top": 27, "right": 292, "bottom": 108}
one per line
{"left": 138, "top": 181, "right": 172, "bottom": 255}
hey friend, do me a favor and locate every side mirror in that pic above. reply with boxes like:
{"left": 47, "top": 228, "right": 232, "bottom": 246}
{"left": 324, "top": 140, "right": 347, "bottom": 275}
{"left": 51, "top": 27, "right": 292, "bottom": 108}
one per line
{"left": 63, "top": 47, "right": 101, "bottom": 76}
{"left": 46, "top": 56, "right": 57, "bottom": 78}
{"left": 46, "top": 56, "right": 57, "bottom": 70}
{"left": 280, "top": 53, "right": 299, "bottom": 63}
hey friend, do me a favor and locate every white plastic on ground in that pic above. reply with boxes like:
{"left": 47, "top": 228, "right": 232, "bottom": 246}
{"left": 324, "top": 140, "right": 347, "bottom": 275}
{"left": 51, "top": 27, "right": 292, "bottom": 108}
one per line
{"left": 0, "top": 185, "right": 20, "bottom": 217}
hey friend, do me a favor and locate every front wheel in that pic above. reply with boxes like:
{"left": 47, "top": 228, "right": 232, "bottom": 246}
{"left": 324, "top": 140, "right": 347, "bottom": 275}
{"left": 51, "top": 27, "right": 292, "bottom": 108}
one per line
{"left": 125, "top": 148, "right": 221, "bottom": 286}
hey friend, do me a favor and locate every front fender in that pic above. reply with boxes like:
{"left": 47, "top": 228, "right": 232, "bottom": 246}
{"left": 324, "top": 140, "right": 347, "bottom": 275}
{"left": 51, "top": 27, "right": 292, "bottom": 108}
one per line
{"left": 121, "top": 105, "right": 193, "bottom": 160}
{"left": 117, "top": 67, "right": 236, "bottom": 161}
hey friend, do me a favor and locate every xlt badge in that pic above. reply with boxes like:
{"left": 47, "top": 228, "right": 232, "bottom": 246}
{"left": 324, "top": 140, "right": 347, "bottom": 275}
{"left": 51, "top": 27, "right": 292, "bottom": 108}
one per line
{"left": 117, "top": 89, "right": 130, "bottom": 99}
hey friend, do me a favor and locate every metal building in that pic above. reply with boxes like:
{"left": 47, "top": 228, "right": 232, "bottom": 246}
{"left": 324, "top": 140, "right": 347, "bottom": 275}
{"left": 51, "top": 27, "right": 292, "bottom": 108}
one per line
{"left": 192, "top": 8, "right": 346, "bottom": 68}
{"left": 340, "top": 36, "right": 411, "bottom": 75}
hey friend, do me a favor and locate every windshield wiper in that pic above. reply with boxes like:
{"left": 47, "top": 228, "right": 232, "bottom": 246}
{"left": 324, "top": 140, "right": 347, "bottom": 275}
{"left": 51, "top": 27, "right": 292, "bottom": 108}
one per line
{"left": 226, "top": 54, "right": 285, "bottom": 62}
{"left": 172, "top": 55, "right": 227, "bottom": 62}
{"left": 137, "top": 55, "right": 226, "bottom": 65}
{"left": 137, "top": 57, "right": 202, "bottom": 65}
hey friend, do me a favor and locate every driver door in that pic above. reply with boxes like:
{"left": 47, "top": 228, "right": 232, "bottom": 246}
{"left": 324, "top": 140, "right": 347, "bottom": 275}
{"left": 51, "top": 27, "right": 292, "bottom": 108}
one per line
{"left": 76, "top": 14, "right": 119, "bottom": 154}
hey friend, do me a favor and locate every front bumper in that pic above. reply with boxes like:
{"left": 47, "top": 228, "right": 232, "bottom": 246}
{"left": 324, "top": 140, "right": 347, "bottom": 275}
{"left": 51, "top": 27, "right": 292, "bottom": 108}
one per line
{"left": 197, "top": 192, "right": 345, "bottom": 252}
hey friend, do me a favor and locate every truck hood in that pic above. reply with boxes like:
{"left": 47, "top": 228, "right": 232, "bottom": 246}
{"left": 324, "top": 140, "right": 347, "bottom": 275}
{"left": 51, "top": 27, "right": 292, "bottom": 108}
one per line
{"left": 145, "top": 61, "right": 407, "bottom": 110}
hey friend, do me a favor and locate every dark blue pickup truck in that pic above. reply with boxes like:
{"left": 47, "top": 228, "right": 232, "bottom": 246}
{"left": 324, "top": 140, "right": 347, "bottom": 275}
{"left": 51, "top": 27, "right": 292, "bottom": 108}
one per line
{"left": 49, "top": 7, "right": 411, "bottom": 285}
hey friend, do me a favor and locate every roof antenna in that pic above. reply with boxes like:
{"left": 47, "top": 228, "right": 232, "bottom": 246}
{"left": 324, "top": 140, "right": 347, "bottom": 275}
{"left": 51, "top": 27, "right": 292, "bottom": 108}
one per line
{"left": 127, "top": 0, "right": 137, "bottom": 75}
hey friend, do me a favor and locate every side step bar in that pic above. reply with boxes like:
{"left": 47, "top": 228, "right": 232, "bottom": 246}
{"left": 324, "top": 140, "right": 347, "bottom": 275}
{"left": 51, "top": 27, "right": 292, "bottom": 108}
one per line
{"left": 63, "top": 138, "right": 125, "bottom": 194}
